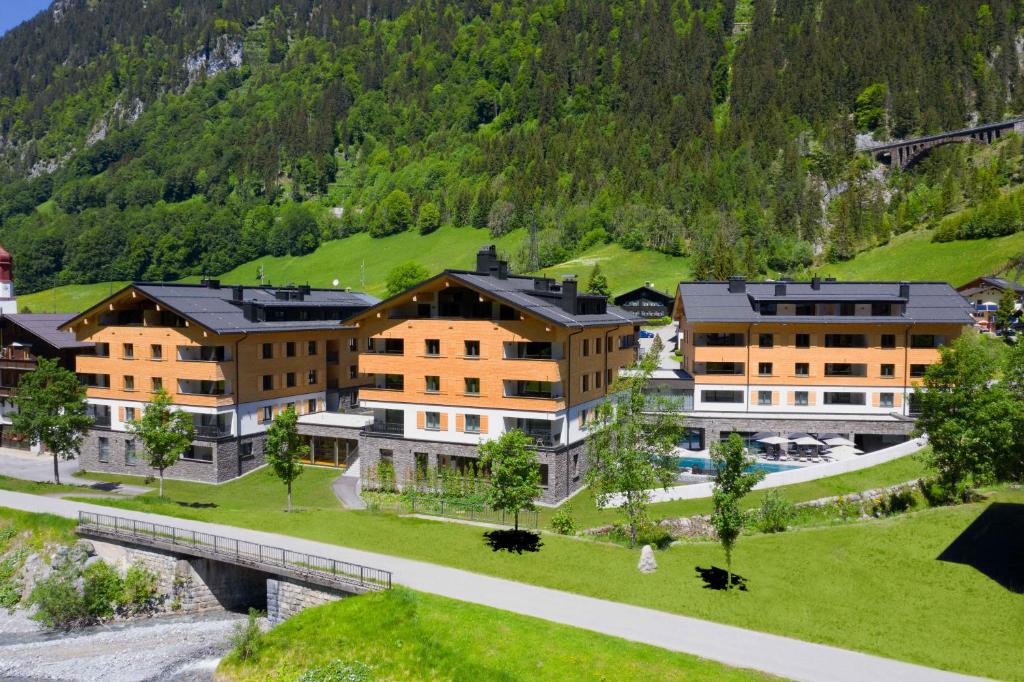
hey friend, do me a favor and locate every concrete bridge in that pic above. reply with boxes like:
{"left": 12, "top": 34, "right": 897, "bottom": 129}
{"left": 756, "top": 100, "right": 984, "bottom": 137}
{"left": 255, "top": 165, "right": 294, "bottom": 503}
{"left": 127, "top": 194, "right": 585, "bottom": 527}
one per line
{"left": 76, "top": 512, "right": 391, "bottom": 623}
{"left": 859, "top": 117, "right": 1024, "bottom": 169}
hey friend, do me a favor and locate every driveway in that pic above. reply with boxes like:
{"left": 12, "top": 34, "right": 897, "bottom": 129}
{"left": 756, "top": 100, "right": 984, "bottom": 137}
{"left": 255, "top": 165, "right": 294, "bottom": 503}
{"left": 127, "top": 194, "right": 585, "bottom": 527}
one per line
{"left": 0, "top": 447, "right": 80, "bottom": 483}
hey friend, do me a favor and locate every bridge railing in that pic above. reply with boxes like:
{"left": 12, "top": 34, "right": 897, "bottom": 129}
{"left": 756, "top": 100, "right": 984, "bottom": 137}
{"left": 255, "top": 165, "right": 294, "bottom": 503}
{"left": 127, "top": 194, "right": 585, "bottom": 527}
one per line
{"left": 77, "top": 511, "right": 391, "bottom": 592}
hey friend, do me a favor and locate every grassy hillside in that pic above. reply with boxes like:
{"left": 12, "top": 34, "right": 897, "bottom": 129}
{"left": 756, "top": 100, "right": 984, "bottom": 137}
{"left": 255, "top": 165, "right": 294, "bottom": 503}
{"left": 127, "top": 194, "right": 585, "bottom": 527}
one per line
{"left": 217, "top": 588, "right": 767, "bottom": 681}
{"left": 16, "top": 230, "right": 690, "bottom": 312}
{"left": 537, "top": 242, "right": 689, "bottom": 296}
{"left": 814, "top": 229, "right": 1024, "bottom": 286}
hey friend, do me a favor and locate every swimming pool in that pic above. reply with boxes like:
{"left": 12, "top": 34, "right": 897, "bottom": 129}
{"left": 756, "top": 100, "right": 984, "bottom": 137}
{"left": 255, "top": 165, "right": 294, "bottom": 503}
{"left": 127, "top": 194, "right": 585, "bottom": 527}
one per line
{"left": 677, "top": 456, "right": 802, "bottom": 475}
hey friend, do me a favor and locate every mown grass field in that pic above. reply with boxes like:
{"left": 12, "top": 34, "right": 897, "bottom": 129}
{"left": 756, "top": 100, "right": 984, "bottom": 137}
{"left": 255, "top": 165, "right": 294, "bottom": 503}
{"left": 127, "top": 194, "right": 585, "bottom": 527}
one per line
{"left": 536, "top": 242, "right": 689, "bottom": 295}
{"left": 815, "top": 228, "right": 1024, "bottom": 286}
{"left": 23, "top": 462, "right": 1020, "bottom": 680}
{"left": 542, "top": 453, "right": 929, "bottom": 528}
{"left": 217, "top": 587, "right": 770, "bottom": 681}
{"left": 18, "top": 280, "right": 128, "bottom": 314}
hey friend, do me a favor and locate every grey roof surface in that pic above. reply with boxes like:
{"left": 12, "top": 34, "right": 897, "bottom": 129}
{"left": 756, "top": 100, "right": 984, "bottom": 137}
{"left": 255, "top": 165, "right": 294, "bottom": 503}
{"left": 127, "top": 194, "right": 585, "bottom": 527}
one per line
{"left": 449, "top": 271, "right": 642, "bottom": 327}
{"left": 676, "top": 281, "right": 974, "bottom": 325}
{"left": 101, "top": 284, "right": 378, "bottom": 334}
{"left": 5, "top": 314, "right": 95, "bottom": 349}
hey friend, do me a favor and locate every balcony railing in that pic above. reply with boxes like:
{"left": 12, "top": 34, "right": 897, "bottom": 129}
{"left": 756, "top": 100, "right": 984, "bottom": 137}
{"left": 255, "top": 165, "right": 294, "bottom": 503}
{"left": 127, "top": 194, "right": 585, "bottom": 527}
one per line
{"left": 194, "top": 425, "right": 232, "bottom": 440}
{"left": 363, "top": 422, "right": 405, "bottom": 436}
{"left": 91, "top": 414, "right": 112, "bottom": 427}
{"left": 0, "top": 348, "right": 35, "bottom": 362}
{"left": 524, "top": 431, "right": 558, "bottom": 448}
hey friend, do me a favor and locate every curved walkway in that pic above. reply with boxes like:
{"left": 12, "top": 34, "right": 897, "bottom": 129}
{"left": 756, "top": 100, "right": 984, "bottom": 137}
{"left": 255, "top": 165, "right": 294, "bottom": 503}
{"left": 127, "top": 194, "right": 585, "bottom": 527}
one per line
{"left": 0, "top": 490, "right": 982, "bottom": 682}
{"left": 331, "top": 457, "right": 366, "bottom": 510}
{"left": 609, "top": 437, "right": 928, "bottom": 506}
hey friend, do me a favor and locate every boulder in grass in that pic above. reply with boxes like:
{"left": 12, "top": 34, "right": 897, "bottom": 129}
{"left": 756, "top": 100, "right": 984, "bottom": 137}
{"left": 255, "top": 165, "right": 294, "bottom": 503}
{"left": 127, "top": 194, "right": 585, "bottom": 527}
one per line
{"left": 638, "top": 544, "right": 657, "bottom": 574}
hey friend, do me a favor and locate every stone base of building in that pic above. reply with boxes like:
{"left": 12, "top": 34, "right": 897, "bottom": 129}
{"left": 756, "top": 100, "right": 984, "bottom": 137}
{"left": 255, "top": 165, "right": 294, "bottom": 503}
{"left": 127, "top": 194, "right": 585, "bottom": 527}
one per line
{"left": 358, "top": 434, "right": 588, "bottom": 505}
{"left": 683, "top": 415, "right": 915, "bottom": 450}
{"left": 78, "top": 428, "right": 267, "bottom": 484}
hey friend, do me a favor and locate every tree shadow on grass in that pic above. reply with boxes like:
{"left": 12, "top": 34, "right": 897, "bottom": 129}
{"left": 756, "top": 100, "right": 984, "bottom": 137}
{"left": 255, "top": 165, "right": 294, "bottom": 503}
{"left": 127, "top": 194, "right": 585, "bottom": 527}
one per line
{"left": 937, "top": 502, "right": 1024, "bottom": 594}
{"left": 174, "top": 501, "right": 217, "bottom": 509}
{"left": 483, "top": 529, "right": 543, "bottom": 554}
{"left": 695, "top": 566, "right": 748, "bottom": 591}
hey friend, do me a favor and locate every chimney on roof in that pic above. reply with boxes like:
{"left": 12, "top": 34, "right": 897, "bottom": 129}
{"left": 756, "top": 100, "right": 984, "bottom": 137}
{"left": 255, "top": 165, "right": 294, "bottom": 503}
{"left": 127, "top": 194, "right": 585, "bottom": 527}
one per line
{"left": 727, "top": 276, "right": 746, "bottom": 294}
{"left": 476, "top": 245, "right": 499, "bottom": 274}
{"left": 899, "top": 281, "right": 910, "bottom": 299}
{"left": 300, "top": 284, "right": 312, "bottom": 295}
{"left": 775, "top": 282, "right": 787, "bottom": 296}
{"left": 202, "top": 278, "right": 220, "bottom": 289}
{"left": 533, "top": 278, "right": 552, "bottom": 292}
{"left": 488, "top": 260, "right": 509, "bottom": 280}
{"left": 561, "top": 276, "right": 578, "bottom": 314}
{"left": 231, "top": 285, "right": 243, "bottom": 302}
{"left": 811, "top": 276, "right": 821, "bottom": 290}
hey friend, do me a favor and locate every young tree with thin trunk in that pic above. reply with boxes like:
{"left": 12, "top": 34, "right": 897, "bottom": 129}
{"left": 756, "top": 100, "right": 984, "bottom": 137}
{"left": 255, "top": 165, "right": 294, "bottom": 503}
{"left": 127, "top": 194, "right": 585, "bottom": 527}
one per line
{"left": 994, "top": 287, "right": 1019, "bottom": 334}
{"left": 586, "top": 343, "right": 684, "bottom": 546}
{"left": 478, "top": 429, "right": 540, "bottom": 531}
{"left": 264, "top": 405, "right": 308, "bottom": 512}
{"left": 710, "top": 433, "right": 764, "bottom": 590}
{"left": 127, "top": 388, "right": 194, "bottom": 497}
{"left": 11, "top": 358, "right": 92, "bottom": 485}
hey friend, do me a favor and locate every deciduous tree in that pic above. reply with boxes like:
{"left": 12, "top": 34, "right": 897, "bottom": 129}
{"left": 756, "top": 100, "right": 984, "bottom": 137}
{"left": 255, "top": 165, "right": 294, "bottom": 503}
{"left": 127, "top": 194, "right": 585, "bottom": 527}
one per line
{"left": 478, "top": 430, "right": 540, "bottom": 530}
{"left": 710, "top": 433, "right": 764, "bottom": 590}
{"left": 127, "top": 389, "right": 195, "bottom": 497}
{"left": 264, "top": 406, "right": 308, "bottom": 512}
{"left": 586, "top": 346, "right": 684, "bottom": 546}
{"left": 11, "top": 358, "right": 92, "bottom": 485}
{"left": 385, "top": 262, "right": 431, "bottom": 297}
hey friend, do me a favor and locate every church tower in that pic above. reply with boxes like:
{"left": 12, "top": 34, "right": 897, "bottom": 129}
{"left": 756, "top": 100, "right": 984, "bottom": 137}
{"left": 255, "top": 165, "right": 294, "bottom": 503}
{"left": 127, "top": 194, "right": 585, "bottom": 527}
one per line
{"left": 0, "top": 244, "right": 17, "bottom": 314}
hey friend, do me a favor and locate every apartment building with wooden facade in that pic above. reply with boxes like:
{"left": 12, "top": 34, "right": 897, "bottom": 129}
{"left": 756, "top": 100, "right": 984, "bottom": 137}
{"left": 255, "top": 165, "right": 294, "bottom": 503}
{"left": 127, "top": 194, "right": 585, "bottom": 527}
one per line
{"left": 669, "top": 277, "right": 974, "bottom": 450}
{"left": 338, "top": 246, "right": 642, "bottom": 503}
{"left": 61, "top": 281, "right": 376, "bottom": 482}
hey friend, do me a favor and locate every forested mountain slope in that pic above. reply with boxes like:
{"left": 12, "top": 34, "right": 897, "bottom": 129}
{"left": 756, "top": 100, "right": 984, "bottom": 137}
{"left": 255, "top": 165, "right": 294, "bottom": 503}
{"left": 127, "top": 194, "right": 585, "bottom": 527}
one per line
{"left": 2, "top": 0, "right": 1024, "bottom": 295}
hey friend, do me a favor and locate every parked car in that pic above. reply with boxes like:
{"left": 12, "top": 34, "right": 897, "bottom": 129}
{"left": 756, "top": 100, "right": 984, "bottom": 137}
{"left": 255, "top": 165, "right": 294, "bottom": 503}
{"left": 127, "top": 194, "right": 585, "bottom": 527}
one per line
{"left": 639, "top": 330, "right": 656, "bottom": 339}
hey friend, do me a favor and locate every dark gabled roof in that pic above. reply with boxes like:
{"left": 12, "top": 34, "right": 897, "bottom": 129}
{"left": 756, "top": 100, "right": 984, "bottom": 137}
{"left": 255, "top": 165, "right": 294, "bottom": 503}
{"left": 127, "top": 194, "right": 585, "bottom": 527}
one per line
{"left": 613, "top": 285, "right": 674, "bottom": 306}
{"left": 676, "top": 280, "right": 974, "bottom": 325}
{"left": 449, "top": 271, "right": 641, "bottom": 327}
{"left": 957, "top": 276, "right": 1024, "bottom": 295}
{"left": 63, "top": 283, "right": 378, "bottom": 335}
{"left": 346, "top": 269, "right": 642, "bottom": 329}
{"left": 4, "top": 314, "right": 95, "bottom": 349}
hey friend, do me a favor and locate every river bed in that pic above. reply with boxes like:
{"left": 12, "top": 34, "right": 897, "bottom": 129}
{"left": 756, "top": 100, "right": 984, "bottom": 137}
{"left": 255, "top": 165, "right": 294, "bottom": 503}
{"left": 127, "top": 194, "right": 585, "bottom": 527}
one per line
{"left": 0, "top": 608, "right": 246, "bottom": 681}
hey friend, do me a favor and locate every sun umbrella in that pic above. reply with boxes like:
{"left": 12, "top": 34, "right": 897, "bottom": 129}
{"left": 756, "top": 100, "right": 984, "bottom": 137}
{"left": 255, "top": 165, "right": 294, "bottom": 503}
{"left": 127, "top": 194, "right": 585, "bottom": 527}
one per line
{"left": 824, "top": 436, "right": 856, "bottom": 448}
{"left": 757, "top": 436, "right": 790, "bottom": 445}
{"left": 817, "top": 432, "right": 842, "bottom": 440}
{"left": 792, "top": 436, "right": 825, "bottom": 447}
{"left": 787, "top": 432, "right": 811, "bottom": 440}
{"left": 825, "top": 445, "right": 863, "bottom": 459}
{"left": 750, "top": 431, "right": 776, "bottom": 441}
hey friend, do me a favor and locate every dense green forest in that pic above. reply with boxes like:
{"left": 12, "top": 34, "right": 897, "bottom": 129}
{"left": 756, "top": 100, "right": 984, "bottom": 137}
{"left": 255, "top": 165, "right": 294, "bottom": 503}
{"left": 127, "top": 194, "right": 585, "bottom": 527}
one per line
{"left": 2, "top": 0, "right": 1024, "bottom": 294}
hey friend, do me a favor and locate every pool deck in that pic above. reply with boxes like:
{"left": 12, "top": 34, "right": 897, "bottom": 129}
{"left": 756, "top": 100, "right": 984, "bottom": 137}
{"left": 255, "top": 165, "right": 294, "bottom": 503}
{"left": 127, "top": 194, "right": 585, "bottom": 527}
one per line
{"left": 608, "top": 437, "right": 927, "bottom": 506}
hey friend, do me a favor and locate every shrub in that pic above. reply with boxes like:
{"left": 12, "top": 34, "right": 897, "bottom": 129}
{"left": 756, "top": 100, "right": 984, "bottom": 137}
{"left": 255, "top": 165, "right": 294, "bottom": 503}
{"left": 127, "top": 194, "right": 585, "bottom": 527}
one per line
{"left": 870, "top": 488, "right": 916, "bottom": 517}
{"left": 121, "top": 562, "right": 158, "bottom": 612}
{"left": 83, "top": 561, "right": 123, "bottom": 619}
{"left": 229, "top": 607, "right": 264, "bottom": 661}
{"left": 0, "top": 550, "right": 25, "bottom": 609}
{"left": 755, "top": 490, "right": 795, "bottom": 533}
{"left": 550, "top": 505, "right": 578, "bottom": 536}
{"left": 635, "top": 525, "right": 674, "bottom": 550}
{"left": 917, "top": 477, "right": 972, "bottom": 507}
{"left": 295, "top": 659, "right": 375, "bottom": 682}
{"left": 28, "top": 569, "right": 89, "bottom": 630}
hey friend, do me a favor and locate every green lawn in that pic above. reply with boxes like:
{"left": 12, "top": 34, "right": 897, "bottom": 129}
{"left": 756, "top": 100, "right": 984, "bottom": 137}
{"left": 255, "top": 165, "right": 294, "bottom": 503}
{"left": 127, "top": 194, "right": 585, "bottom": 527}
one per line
{"left": 0, "top": 506, "right": 77, "bottom": 548}
{"left": 38, "top": 463, "right": 1023, "bottom": 679}
{"left": 218, "top": 588, "right": 770, "bottom": 681}
{"left": 0, "top": 474, "right": 93, "bottom": 497}
{"left": 537, "top": 241, "right": 689, "bottom": 296}
{"left": 815, "top": 228, "right": 1024, "bottom": 287}
{"left": 548, "top": 453, "right": 929, "bottom": 529}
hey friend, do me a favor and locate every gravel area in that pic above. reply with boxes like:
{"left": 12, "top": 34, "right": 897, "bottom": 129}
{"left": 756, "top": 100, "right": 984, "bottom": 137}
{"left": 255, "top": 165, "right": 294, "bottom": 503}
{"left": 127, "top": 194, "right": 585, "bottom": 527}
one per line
{"left": 0, "top": 609, "right": 246, "bottom": 682}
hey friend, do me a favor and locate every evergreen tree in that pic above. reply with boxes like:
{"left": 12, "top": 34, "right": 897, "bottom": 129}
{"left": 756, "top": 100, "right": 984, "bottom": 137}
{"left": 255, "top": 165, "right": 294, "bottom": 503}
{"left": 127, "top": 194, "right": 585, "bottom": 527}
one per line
{"left": 586, "top": 264, "right": 611, "bottom": 297}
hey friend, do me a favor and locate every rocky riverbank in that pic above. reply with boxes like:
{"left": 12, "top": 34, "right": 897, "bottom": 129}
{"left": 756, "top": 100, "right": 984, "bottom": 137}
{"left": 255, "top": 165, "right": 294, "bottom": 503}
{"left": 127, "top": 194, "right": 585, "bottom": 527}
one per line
{"left": 0, "top": 608, "right": 245, "bottom": 681}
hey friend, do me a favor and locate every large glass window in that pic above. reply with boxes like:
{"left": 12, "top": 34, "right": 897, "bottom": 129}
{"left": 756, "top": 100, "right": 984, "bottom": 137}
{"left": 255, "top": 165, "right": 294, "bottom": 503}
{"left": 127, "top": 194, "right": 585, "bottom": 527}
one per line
{"left": 425, "top": 412, "right": 441, "bottom": 430}
{"left": 794, "top": 391, "right": 809, "bottom": 406}
{"left": 125, "top": 439, "right": 138, "bottom": 465}
{"left": 823, "top": 392, "right": 866, "bottom": 405}
{"left": 757, "top": 391, "right": 772, "bottom": 406}
{"left": 824, "top": 334, "right": 867, "bottom": 348}
{"left": 696, "top": 333, "right": 746, "bottom": 347}
{"left": 824, "top": 363, "right": 867, "bottom": 377}
{"left": 465, "top": 414, "right": 481, "bottom": 433}
{"left": 880, "top": 393, "right": 895, "bottom": 408}
{"left": 98, "top": 437, "right": 110, "bottom": 463}
{"left": 910, "top": 335, "right": 942, "bottom": 348}
{"left": 910, "top": 364, "right": 930, "bottom": 378}
{"left": 701, "top": 390, "right": 744, "bottom": 404}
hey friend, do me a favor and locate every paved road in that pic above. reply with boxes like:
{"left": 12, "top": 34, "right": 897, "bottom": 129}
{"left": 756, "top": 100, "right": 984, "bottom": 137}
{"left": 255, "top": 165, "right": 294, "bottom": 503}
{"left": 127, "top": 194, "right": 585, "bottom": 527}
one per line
{"left": 0, "top": 447, "right": 81, "bottom": 483}
{"left": 0, "top": 491, "right": 985, "bottom": 682}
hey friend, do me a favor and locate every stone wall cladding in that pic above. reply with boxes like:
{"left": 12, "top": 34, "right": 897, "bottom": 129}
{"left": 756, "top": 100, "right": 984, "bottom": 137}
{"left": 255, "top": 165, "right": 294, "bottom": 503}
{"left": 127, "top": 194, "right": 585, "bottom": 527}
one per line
{"left": 685, "top": 416, "right": 915, "bottom": 446}
{"left": 267, "top": 577, "right": 346, "bottom": 624}
{"left": 78, "top": 428, "right": 267, "bottom": 483}
{"left": 359, "top": 434, "right": 588, "bottom": 504}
